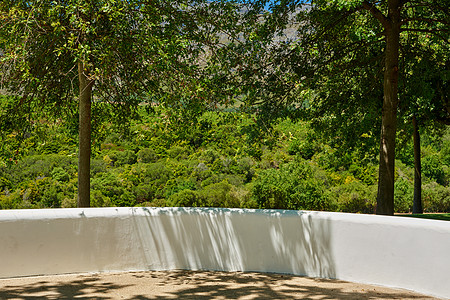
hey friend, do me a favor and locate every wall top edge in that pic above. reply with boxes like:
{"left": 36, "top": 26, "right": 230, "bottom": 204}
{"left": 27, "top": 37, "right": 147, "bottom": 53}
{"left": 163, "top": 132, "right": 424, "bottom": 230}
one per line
{"left": 0, "top": 207, "right": 449, "bottom": 229}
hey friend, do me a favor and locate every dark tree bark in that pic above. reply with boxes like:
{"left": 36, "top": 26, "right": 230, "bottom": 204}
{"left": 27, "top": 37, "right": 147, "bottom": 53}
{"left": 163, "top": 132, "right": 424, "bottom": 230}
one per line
{"left": 375, "top": 0, "right": 401, "bottom": 215}
{"left": 412, "top": 115, "right": 423, "bottom": 214}
{"left": 77, "top": 60, "right": 94, "bottom": 208}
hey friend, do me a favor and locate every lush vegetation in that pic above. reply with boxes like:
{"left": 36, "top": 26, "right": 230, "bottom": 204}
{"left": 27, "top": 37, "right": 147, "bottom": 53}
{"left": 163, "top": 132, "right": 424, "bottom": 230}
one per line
{"left": 1, "top": 0, "right": 448, "bottom": 215}
{"left": 1, "top": 103, "right": 448, "bottom": 213}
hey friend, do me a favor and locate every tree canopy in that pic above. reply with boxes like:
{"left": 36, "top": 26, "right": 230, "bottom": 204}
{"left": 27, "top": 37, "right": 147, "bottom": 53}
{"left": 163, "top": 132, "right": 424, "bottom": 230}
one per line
{"left": 0, "top": 0, "right": 222, "bottom": 206}
{"left": 0, "top": 0, "right": 448, "bottom": 212}
{"left": 210, "top": 0, "right": 449, "bottom": 215}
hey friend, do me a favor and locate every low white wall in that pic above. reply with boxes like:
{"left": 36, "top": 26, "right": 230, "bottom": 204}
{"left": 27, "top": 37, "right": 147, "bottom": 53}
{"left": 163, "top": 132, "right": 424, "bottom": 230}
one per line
{"left": 0, "top": 207, "right": 449, "bottom": 298}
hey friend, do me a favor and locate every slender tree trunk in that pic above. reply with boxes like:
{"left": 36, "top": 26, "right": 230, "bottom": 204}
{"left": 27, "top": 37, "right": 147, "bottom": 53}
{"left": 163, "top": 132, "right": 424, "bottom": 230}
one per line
{"left": 412, "top": 115, "right": 423, "bottom": 214}
{"left": 376, "top": 1, "right": 401, "bottom": 215}
{"left": 77, "top": 60, "right": 94, "bottom": 208}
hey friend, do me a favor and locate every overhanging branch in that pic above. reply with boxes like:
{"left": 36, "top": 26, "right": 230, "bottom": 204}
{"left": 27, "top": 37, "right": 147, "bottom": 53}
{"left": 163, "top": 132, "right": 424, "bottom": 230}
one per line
{"left": 361, "top": 1, "right": 390, "bottom": 29}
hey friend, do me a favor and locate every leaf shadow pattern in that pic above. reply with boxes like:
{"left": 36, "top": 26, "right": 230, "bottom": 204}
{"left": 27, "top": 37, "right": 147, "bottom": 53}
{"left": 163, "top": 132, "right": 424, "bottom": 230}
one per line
{"left": 133, "top": 208, "right": 337, "bottom": 278}
{"left": 135, "top": 270, "right": 438, "bottom": 300}
{"left": 0, "top": 270, "right": 438, "bottom": 299}
{"left": 0, "top": 275, "right": 130, "bottom": 299}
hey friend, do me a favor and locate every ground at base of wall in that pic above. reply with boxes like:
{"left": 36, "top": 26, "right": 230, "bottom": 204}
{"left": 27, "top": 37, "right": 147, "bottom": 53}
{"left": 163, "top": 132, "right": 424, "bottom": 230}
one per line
{"left": 0, "top": 270, "right": 441, "bottom": 300}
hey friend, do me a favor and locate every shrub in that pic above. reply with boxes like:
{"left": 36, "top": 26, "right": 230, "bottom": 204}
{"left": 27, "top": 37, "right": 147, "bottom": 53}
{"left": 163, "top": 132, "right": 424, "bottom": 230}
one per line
{"left": 199, "top": 149, "right": 220, "bottom": 164}
{"left": 422, "top": 154, "right": 446, "bottom": 185}
{"left": 41, "top": 183, "right": 65, "bottom": 208}
{"left": 51, "top": 167, "right": 70, "bottom": 182}
{"left": 252, "top": 159, "right": 331, "bottom": 211}
{"left": 108, "top": 150, "right": 137, "bottom": 166}
{"left": 166, "top": 145, "right": 191, "bottom": 160}
{"left": 169, "top": 189, "right": 201, "bottom": 207}
{"left": 137, "top": 148, "right": 157, "bottom": 163}
{"left": 143, "top": 162, "right": 173, "bottom": 184}
{"left": 192, "top": 162, "right": 213, "bottom": 182}
{"left": 91, "top": 190, "right": 107, "bottom": 207}
{"left": 90, "top": 172, "right": 136, "bottom": 206}
{"left": 440, "top": 138, "right": 450, "bottom": 166}
{"left": 90, "top": 158, "right": 107, "bottom": 174}
{"left": 0, "top": 191, "right": 22, "bottom": 209}
{"left": 327, "top": 181, "right": 375, "bottom": 213}
{"left": 232, "top": 185, "right": 257, "bottom": 208}
{"left": 133, "top": 184, "right": 156, "bottom": 204}
{"left": 236, "top": 157, "right": 255, "bottom": 182}
{"left": 423, "top": 182, "right": 450, "bottom": 212}
{"left": 4, "top": 154, "right": 76, "bottom": 186}
{"left": 394, "top": 178, "right": 413, "bottom": 213}
{"left": 169, "top": 181, "right": 241, "bottom": 208}
{"left": 165, "top": 177, "right": 197, "bottom": 199}
{"left": 61, "top": 196, "right": 77, "bottom": 208}
{"left": 199, "top": 181, "right": 240, "bottom": 208}
{"left": 288, "top": 139, "right": 316, "bottom": 159}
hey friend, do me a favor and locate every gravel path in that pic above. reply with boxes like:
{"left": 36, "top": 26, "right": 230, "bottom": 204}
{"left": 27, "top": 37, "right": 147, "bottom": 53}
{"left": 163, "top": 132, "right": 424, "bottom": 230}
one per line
{"left": 0, "top": 270, "right": 441, "bottom": 299}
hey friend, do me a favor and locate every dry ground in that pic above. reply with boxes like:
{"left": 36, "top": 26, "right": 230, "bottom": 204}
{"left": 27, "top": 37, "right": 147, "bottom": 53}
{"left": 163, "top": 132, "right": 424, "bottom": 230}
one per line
{"left": 0, "top": 270, "right": 441, "bottom": 299}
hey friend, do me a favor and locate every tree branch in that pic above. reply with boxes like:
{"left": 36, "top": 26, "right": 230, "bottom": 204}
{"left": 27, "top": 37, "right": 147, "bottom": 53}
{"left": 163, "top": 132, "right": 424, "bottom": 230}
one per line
{"left": 361, "top": 1, "right": 390, "bottom": 29}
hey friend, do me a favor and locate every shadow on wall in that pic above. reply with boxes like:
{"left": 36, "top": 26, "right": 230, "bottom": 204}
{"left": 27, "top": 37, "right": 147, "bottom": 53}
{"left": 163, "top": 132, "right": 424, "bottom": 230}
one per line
{"left": 132, "top": 208, "right": 336, "bottom": 278}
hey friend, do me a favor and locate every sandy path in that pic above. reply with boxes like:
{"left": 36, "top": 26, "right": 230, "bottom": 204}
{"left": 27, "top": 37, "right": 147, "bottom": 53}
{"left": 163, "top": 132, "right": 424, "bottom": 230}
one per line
{"left": 0, "top": 270, "right": 441, "bottom": 299}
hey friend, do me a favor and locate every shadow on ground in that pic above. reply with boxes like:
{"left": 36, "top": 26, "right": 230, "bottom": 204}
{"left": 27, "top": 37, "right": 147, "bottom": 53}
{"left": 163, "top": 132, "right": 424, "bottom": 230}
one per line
{"left": 0, "top": 275, "right": 130, "bottom": 299}
{"left": 0, "top": 270, "right": 437, "bottom": 300}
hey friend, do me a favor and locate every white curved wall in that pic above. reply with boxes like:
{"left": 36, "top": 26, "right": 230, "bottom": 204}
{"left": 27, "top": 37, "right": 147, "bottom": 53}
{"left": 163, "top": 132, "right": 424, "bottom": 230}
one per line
{"left": 0, "top": 207, "right": 449, "bottom": 299}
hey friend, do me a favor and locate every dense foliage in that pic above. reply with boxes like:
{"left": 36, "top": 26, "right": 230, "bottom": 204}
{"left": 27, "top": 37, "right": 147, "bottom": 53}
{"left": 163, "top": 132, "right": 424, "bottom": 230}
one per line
{"left": 1, "top": 102, "right": 448, "bottom": 213}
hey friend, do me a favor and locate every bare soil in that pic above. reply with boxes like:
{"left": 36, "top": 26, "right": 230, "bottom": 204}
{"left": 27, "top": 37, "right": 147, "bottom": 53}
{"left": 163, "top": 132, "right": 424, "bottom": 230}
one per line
{"left": 0, "top": 270, "right": 441, "bottom": 299}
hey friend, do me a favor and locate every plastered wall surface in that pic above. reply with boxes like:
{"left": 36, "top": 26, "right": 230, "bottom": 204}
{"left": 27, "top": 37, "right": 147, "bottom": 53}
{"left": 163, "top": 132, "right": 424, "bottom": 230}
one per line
{"left": 0, "top": 207, "right": 449, "bottom": 299}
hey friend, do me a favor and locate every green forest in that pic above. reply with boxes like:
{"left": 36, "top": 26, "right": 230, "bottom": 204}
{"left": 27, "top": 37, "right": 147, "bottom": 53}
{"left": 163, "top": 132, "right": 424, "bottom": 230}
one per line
{"left": 1, "top": 99, "right": 448, "bottom": 213}
{"left": 0, "top": 0, "right": 448, "bottom": 214}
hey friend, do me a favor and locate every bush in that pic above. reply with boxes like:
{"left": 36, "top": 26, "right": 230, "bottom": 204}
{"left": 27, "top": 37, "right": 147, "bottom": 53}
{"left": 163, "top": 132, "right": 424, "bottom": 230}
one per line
{"left": 137, "top": 148, "right": 157, "bottom": 163}
{"left": 108, "top": 150, "right": 137, "bottom": 166}
{"left": 133, "top": 184, "right": 156, "bottom": 204}
{"left": 144, "top": 162, "right": 172, "bottom": 184}
{"left": 199, "top": 181, "right": 240, "bottom": 208}
{"left": 288, "top": 139, "right": 317, "bottom": 159}
{"left": 4, "top": 154, "right": 76, "bottom": 186}
{"left": 61, "top": 196, "right": 77, "bottom": 208}
{"left": 169, "top": 181, "right": 241, "bottom": 208}
{"left": 394, "top": 178, "right": 413, "bottom": 213}
{"left": 169, "top": 189, "right": 201, "bottom": 207}
{"left": 252, "top": 159, "right": 331, "bottom": 211}
{"left": 0, "top": 191, "right": 22, "bottom": 209}
{"left": 423, "top": 154, "right": 446, "bottom": 185}
{"left": 327, "top": 181, "right": 375, "bottom": 213}
{"left": 90, "top": 172, "right": 136, "bottom": 206}
{"left": 440, "top": 138, "right": 450, "bottom": 166}
{"left": 40, "top": 183, "right": 65, "bottom": 208}
{"left": 165, "top": 177, "right": 197, "bottom": 199}
{"left": 51, "top": 167, "right": 70, "bottom": 182}
{"left": 199, "top": 149, "right": 220, "bottom": 164}
{"left": 166, "top": 145, "right": 191, "bottom": 160}
{"left": 90, "top": 158, "right": 107, "bottom": 174}
{"left": 423, "top": 182, "right": 450, "bottom": 212}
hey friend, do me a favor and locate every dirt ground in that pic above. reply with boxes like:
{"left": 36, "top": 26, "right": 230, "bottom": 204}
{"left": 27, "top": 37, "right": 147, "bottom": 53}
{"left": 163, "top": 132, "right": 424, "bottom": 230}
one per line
{"left": 0, "top": 270, "right": 441, "bottom": 299}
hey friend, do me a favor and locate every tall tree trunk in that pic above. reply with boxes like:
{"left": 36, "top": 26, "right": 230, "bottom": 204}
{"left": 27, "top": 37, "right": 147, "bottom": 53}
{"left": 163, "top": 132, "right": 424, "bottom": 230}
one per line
{"left": 376, "top": 1, "right": 401, "bottom": 215}
{"left": 77, "top": 60, "right": 94, "bottom": 208}
{"left": 412, "top": 115, "right": 423, "bottom": 214}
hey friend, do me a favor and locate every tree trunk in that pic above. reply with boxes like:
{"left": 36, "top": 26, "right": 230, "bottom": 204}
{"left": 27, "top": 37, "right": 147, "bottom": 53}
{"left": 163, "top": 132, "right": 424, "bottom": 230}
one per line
{"left": 376, "top": 1, "right": 401, "bottom": 215}
{"left": 77, "top": 60, "right": 94, "bottom": 208}
{"left": 412, "top": 115, "right": 423, "bottom": 214}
